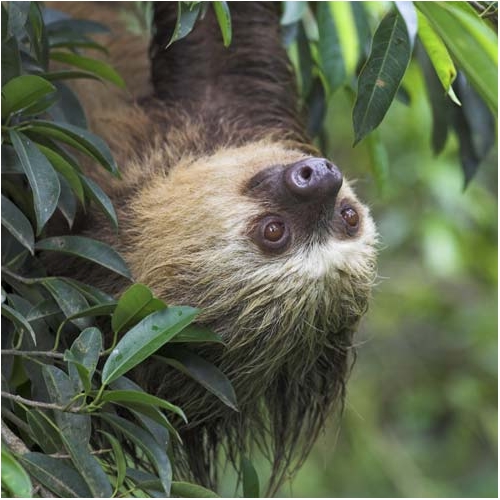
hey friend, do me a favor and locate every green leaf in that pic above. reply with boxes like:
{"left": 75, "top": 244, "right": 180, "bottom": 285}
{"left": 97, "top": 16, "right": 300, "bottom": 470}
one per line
{"left": 241, "top": 456, "right": 260, "bottom": 498}
{"left": 98, "top": 431, "right": 127, "bottom": 493}
{"left": 102, "top": 306, "right": 199, "bottom": 384}
{"left": 100, "top": 414, "right": 172, "bottom": 496}
{"left": 316, "top": 2, "right": 345, "bottom": 95}
{"left": 46, "top": 18, "right": 110, "bottom": 36}
{"left": 20, "top": 452, "right": 92, "bottom": 498}
{"left": 171, "top": 481, "right": 220, "bottom": 498}
{"left": 170, "top": 324, "right": 224, "bottom": 344}
{"left": 6, "top": 2, "right": 30, "bottom": 39}
{"left": 296, "top": 23, "right": 313, "bottom": 98}
{"left": 1, "top": 74, "right": 56, "bottom": 119}
{"left": 167, "top": 2, "right": 201, "bottom": 47}
{"left": 156, "top": 346, "right": 238, "bottom": 412}
{"left": 112, "top": 283, "right": 167, "bottom": 334}
{"left": 27, "top": 410, "right": 64, "bottom": 454}
{"left": 2, "top": 302, "right": 37, "bottom": 345}
{"left": 79, "top": 175, "right": 118, "bottom": 228}
{"left": 57, "top": 174, "right": 78, "bottom": 228}
{"left": 212, "top": 2, "right": 232, "bottom": 47}
{"left": 50, "top": 51, "right": 125, "bottom": 88}
{"left": 9, "top": 130, "right": 61, "bottom": 234}
{"left": 42, "top": 70, "right": 102, "bottom": 83}
{"left": 36, "top": 144, "right": 85, "bottom": 203}
{"left": 366, "top": 129, "right": 390, "bottom": 196}
{"left": 26, "top": 298, "right": 60, "bottom": 322}
{"left": 50, "top": 82, "right": 88, "bottom": 128}
{"left": 352, "top": 10, "right": 412, "bottom": 145}
{"left": 1, "top": 445, "right": 32, "bottom": 498}
{"left": 1, "top": 36, "right": 22, "bottom": 86}
{"left": 101, "top": 389, "right": 187, "bottom": 422}
{"left": 65, "top": 327, "right": 103, "bottom": 393}
{"left": 42, "top": 278, "right": 91, "bottom": 329}
{"left": 281, "top": 2, "right": 307, "bottom": 25}
{"left": 63, "top": 278, "right": 116, "bottom": 305}
{"left": 26, "top": 120, "right": 118, "bottom": 176}
{"left": 64, "top": 302, "right": 117, "bottom": 323}
{"left": 36, "top": 235, "right": 132, "bottom": 280}
{"left": 1, "top": 195, "right": 34, "bottom": 254}
{"left": 415, "top": 1, "right": 497, "bottom": 113}
{"left": 43, "top": 365, "right": 113, "bottom": 498}
{"left": 416, "top": 10, "right": 459, "bottom": 104}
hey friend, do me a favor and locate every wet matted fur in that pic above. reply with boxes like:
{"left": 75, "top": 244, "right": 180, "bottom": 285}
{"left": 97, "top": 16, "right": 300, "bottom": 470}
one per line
{"left": 52, "top": 2, "right": 378, "bottom": 495}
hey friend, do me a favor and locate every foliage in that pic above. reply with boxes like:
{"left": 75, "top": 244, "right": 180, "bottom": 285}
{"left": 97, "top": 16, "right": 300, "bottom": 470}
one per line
{"left": 1, "top": 2, "right": 231, "bottom": 497}
{"left": 1, "top": 0, "right": 497, "bottom": 498}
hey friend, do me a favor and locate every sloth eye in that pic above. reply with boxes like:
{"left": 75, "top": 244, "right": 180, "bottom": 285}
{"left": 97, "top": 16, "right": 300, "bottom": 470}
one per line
{"left": 252, "top": 215, "right": 290, "bottom": 253}
{"left": 341, "top": 206, "right": 360, "bottom": 235}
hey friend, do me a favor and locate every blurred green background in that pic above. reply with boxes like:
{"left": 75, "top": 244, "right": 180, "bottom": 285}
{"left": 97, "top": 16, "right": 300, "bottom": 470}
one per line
{"left": 279, "top": 60, "right": 497, "bottom": 497}
{"left": 218, "top": 53, "right": 498, "bottom": 499}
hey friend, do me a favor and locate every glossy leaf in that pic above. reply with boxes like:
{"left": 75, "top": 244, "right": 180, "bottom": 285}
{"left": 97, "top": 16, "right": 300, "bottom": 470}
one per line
{"left": 101, "top": 389, "right": 187, "bottom": 422}
{"left": 241, "top": 456, "right": 260, "bottom": 498}
{"left": 36, "top": 235, "right": 132, "bottom": 280}
{"left": 9, "top": 130, "right": 61, "bottom": 234}
{"left": 26, "top": 120, "right": 118, "bottom": 176}
{"left": 213, "top": 2, "right": 232, "bottom": 47}
{"left": 317, "top": 2, "right": 345, "bottom": 95}
{"left": 1, "top": 74, "right": 55, "bottom": 119}
{"left": 156, "top": 346, "right": 238, "bottom": 412}
{"left": 415, "top": 1, "right": 497, "bottom": 113}
{"left": 2, "top": 302, "right": 37, "bottom": 345}
{"left": 1, "top": 445, "right": 32, "bottom": 498}
{"left": 65, "top": 327, "right": 102, "bottom": 392}
{"left": 50, "top": 82, "right": 88, "bottom": 128}
{"left": 79, "top": 175, "right": 118, "bottom": 228}
{"left": 57, "top": 174, "right": 77, "bottom": 228}
{"left": 170, "top": 324, "right": 224, "bottom": 344}
{"left": 20, "top": 452, "right": 92, "bottom": 498}
{"left": 171, "top": 481, "right": 220, "bottom": 498}
{"left": 1, "top": 195, "right": 34, "bottom": 254}
{"left": 112, "top": 283, "right": 167, "bottom": 334}
{"left": 102, "top": 306, "right": 199, "bottom": 384}
{"left": 167, "top": 2, "right": 201, "bottom": 47}
{"left": 353, "top": 10, "right": 412, "bottom": 145}
{"left": 50, "top": 51, "right": 125, "bottom": 88}
{"left": 417, "top": 10, "right": 460, "bottom": 104}
{"left": 43, "top": 365, "right": 112, "bottom": 498}
{"left": 100, "top": 414, "right": 172, "bottom": 496}
{"left": 281, "top": 2, "right": 307, "bottom": 25}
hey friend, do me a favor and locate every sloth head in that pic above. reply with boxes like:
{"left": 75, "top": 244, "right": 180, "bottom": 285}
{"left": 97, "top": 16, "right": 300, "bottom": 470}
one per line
{"left": 125, "top": 140, "right": 377, "bottom": 491}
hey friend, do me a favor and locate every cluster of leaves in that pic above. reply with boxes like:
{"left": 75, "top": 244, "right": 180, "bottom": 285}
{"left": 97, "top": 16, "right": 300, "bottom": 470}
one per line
{"left": 279, "top": 1, "right": 497, "bottom": 188}
{"left": 1, "top": 2, "right": 240, "bottom": 497}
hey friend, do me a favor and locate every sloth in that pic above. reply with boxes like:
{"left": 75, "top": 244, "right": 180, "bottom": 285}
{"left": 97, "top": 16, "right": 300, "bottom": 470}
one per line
{"left": 55, "top": 1, "right": 378, "bottom": 495}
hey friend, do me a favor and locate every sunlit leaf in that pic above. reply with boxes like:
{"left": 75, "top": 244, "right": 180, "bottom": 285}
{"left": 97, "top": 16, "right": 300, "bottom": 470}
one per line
{"left": 1, "top": 445, "right": 32, "bottom": 498}
{"left": 281, "top": 2, "right": 307, "bottom": 25}
{"left": 212, "top": 2, "right": 232, "bottom": 47}
{"left": 102, "top": 307, "right": 199, "bottom": 384}
{"left": 171, "top": 481, "right": 220, "bottom": 498}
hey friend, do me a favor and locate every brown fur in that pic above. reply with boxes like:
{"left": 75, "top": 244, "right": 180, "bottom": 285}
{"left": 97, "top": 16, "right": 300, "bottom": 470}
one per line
{"left": 51, "top": 2, "right": 377, "bottom": 495}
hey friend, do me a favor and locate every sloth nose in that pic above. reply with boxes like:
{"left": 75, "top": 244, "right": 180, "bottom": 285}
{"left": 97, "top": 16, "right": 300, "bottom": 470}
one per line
{"left": 284, "top": 157, "right": 343, "bottom": 202}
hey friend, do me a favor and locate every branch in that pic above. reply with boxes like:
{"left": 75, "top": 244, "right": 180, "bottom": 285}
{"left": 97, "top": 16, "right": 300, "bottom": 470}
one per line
{"left": 1, "top": 392, "right": 83, "bottom": 413}
{"left": 2, "top": 349, "right": 64, "bottom": 359}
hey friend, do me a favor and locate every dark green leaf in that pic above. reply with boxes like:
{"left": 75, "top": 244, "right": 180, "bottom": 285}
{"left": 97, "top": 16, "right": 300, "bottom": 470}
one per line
{"left": 27, "top": 410, "right": 64, "bottom": 454}
{"left": 125, "top": 469, "right": 164, "bottom": 498}
{"left": 79, "top": 175, "right": 118, "bottom": 228}
{"left": 212, "top": 2, "right": 232, "bottom": 47}
{"left": 100, "top": 414, "right": 172, "bottom": 496}
{"left": 1, "top": 302, "right": 37, "bottom": 345}
{"left": 57, "top": 174, "right": 78, "bottom": 228}
{"left": 167, "top": 2, "right": 201, "bottom": 47}
{"left": 1, "top": 36, "right": 22, "bottom": 86}
{"left": 101, "top": 389, "right": 187, "bottom": 422}
{"left": 43, "top": 365, "right": 112, "bottom": 498}
{"left": 26, "top": 298, "right": 60, "bottom": 322}
{"left": 241, "top": 457, "right": 260, "bottom": 498}
{"left": 1, "top": 445, "right": 32, "bottom": 498}
{"left": 50, "top": 51, "right": 125, "bottom": 88}
{"left": 170, "top": 324, "right": 224, "bottom": 344}
{"left": 36, "top": 235, "right": 132, "bottom": 280}
{"left": 1, "top": 195, "right": 34, "bottom": 254}
{"left": 50, "top": 82, "right": 88, "bottom": 128}
{"left": 281, "top": 2, "right": 307, "bottom": 25}
{"left": 296, "top": 23, "right": 313, "bottom": 98}
{"left": 26, "top": 120, "right": 118, "bottom": 176}
{"left": 317, "top": 2, "right": 345, "bottom": 95}
{"left": 171, "top": 481, "right": 220, "bottom": 498}
{"left": 63, "top": 278, "right": 116, "bottom": 305}
{"left": 102, "top": 306, "right": 199, "bottom": 384}
{"left": 1, "top": 74, "right": 56, "bottom": 119}
{"left": 156, "top": 346, "right": 238, "bottom": 412}
{"left": 7, "top": 2, "right": 31, "bottom": 39}
{"left": 306, "top": 78, "right": 327, "bottom": 137}
{"left": 98, "top": 431, "right": 127, "bottom": 492}
{"left": 46, "top": 18, "right": 110, "bottom": 36}
{"left": 351, "top": 2, "right": 371, "bottom": 62}
{"left": 112, "top": 283, "right": 167, "bottom": 334}
{"left": 27, "top": 2, "right": 49, "bottom": 69}
{"left": 353, "top": 10, "right": 412, "bottom": 145}
{"left": 20, "top": 452, "right": 92, "bottom": 498}
{"left": 64, "top": 302, "right": 117, "bottom": 322}
{"left": 65, "top": 327, "right": 102, "bottom": 393}
{"left": 9, "top": 130, "right": 61, "bottom": 234}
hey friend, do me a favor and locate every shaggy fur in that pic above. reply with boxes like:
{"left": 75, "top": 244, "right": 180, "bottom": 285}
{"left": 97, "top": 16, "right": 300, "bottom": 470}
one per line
{"left": 52, "top": 2, "right": 377, "bottom": 495}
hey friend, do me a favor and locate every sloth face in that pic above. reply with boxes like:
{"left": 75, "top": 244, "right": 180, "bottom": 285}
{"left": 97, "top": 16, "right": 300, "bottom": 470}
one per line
{"left": 126, "top": 141, "right": 377, "bottom": 347}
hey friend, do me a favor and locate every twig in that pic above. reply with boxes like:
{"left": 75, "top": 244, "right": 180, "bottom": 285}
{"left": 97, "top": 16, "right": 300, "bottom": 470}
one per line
{"left": 2, "top": 349, "right": 65, "bottom": 359}
{"left": 1, "top": 391, "right": 83, "bottom": 413}
{"left": 1, "top": 420, "right": 29, "bottom": 454}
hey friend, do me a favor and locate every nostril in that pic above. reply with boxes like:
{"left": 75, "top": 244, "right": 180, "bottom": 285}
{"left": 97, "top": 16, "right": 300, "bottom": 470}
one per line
{"left": 324, "top": 160, "right": 334, "bottom": 171}
{"left": 299, "top": 166, "right": 313, "bottom": 181}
